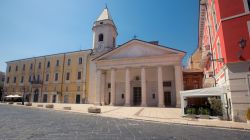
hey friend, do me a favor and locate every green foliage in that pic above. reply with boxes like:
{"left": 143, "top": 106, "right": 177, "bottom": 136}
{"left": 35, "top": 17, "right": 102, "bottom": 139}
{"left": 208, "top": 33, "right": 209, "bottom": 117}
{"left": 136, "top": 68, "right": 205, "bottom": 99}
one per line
{"left": 208, "top": 97, "right": 223, "bottom": 116}
{"left": 246, "top": 108, "right": 250, "bottom": 120}
{"left": 198, "top": 107, "right": 210, "bottom": 115}
{"left": 186, "top": 108, "right": 196, "bottom": 115}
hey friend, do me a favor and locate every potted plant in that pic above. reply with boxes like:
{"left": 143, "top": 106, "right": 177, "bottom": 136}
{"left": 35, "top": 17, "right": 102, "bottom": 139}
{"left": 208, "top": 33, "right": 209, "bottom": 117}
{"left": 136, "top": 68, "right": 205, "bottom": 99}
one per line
{"left": 246, "top": 108, "right": 250, "bottom": 124}
{"left": 208, "top": 97, "right": 223, "bottom": 119}
{"left": 186, "top": 107, "right": 196, "bottom": 118}
{"left": 198, "top": 107, "right": 210, "bottom": 119}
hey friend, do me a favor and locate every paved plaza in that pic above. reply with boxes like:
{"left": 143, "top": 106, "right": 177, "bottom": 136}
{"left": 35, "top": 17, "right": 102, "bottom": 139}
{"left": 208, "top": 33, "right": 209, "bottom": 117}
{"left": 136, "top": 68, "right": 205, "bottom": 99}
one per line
{"left": 0, "top": 104, "right": 250, "bottom": 140}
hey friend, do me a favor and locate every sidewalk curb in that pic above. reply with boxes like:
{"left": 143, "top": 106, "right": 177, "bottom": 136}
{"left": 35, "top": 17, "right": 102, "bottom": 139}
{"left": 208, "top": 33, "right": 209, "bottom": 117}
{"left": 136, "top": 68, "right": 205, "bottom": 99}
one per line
{"left": 124, "top": 117, "right": 250, "bottom": 131}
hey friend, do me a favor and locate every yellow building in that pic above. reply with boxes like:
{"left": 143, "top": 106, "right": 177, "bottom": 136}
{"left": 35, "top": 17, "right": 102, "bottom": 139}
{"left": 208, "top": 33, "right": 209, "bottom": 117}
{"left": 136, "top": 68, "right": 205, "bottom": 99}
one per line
{"left": 4, "top": 50, "right": 90, "bottom": 104}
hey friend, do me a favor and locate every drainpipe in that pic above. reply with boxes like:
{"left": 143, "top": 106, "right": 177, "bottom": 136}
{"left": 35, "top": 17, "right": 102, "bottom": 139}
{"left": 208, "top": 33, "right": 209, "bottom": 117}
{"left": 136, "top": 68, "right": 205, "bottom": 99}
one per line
{"left": 41, "top": 56, "right": 46, "bottom": 103}
{"left": 60, "top": 54, "right": 66, "bottom": 103}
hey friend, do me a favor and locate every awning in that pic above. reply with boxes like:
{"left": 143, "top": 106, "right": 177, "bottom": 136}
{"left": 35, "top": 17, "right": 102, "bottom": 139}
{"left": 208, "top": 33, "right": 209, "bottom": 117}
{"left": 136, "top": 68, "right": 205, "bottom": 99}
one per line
{"left": 180, "top": 86, "right": 226, "bottom": 98}
{"left": 5, "top": 94, "right": 22, "bottom": 98}
{"left": 180, "top": 86, "right": 227, "bottom": 116}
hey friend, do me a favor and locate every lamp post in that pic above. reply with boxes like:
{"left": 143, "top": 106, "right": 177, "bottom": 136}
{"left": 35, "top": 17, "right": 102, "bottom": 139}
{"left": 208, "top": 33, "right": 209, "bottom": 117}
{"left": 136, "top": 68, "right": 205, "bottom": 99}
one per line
{"left": 20, "top": 87, "right": 25, "bottom": 105}
{"left": 237, "top": 38, "right": 247, "bottom": 60}
{"left": 238, "top": 38, "right": 247, "bottom": 49}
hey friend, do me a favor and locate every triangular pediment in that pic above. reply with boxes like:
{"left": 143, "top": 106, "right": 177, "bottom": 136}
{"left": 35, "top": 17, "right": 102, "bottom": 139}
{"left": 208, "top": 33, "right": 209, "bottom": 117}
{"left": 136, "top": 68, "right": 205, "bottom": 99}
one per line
{"left": 95, "top": 39, "right": 185, "bottom": 61}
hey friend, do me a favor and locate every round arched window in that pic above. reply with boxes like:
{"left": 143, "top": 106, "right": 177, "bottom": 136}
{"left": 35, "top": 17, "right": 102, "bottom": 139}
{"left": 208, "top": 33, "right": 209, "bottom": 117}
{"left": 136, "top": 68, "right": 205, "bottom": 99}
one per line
{"left": 98, "top": 34, "right": 104, "bottom": 42}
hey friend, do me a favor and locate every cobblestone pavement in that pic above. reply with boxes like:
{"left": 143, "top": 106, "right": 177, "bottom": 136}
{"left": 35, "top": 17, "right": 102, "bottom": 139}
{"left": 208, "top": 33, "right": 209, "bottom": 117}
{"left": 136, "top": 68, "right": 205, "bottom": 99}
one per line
{"left": 0, "top": 105, "right": 250, "bottom": 140}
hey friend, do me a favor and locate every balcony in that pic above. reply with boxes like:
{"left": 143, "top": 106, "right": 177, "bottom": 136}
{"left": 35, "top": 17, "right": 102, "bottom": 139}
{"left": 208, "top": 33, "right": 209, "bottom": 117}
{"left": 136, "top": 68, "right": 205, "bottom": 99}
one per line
{"left": 30, "top": 80, "right": 43, "bottom": 85}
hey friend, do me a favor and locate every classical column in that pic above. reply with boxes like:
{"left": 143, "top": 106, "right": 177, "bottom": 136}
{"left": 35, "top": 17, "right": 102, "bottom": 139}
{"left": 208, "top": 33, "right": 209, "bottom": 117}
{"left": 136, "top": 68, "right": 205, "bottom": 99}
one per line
{"left": 141, "top": 67, "right": 147, "bottom": 106}
{"left": 110, "top": 69, "right": 116, "bottom": 105}
{"left": 100, "top": 72, "right": 106, "bottom": 105}
{"left": 125, "top": 68, "right": 130, "bottom": 106}
{"left": 95, "top": 69, "right": 101, "bottom": 105}
{"left": 174, "top": 65, "right": 184, "bottom": 107}
{"left": 157, "top": 66, "right": 164, "bottom": 107}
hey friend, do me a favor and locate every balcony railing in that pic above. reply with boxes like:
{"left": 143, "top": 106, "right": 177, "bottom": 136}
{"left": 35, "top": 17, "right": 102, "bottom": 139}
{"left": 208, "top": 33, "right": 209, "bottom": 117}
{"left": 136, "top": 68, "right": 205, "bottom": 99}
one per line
{"left": 30, "top": 80, "right": 43, "bottom": 85}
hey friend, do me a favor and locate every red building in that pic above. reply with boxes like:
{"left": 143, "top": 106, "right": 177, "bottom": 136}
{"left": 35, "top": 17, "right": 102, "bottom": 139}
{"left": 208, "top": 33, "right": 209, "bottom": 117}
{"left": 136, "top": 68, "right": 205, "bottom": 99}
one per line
{"left": 199, "top": 0, "right": 250, "bottom": 121}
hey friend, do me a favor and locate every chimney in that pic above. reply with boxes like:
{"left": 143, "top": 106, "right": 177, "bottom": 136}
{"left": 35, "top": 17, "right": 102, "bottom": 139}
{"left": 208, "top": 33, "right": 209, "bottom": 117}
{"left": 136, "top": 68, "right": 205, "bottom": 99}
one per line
{"left": 149, "top": 41, "right": 159, "bottom": 45}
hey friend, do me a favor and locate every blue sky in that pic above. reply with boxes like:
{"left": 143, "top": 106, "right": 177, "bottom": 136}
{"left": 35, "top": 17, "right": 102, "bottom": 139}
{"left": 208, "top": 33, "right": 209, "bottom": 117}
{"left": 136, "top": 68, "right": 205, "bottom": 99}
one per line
{"left": 0, "top": 0, "right": 199, "bottom": 72}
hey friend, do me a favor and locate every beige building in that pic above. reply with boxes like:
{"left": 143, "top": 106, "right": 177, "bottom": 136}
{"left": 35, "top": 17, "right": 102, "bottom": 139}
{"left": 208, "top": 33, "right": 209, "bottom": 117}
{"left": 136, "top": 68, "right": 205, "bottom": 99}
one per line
{"left": 4, "top": 50, "right": 90, "bottom": 104}
{"left": 4, "top": 7, "right": 186, "bottom": 107}
{"left": 0, "top": 71, "right": 5, "bottom": 100}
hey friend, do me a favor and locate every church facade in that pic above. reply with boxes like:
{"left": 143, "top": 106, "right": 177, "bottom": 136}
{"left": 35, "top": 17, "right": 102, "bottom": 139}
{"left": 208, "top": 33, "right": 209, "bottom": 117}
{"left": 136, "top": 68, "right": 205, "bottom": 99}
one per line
{"left": 4, "top": 8, "right": 185, "bottom": 107}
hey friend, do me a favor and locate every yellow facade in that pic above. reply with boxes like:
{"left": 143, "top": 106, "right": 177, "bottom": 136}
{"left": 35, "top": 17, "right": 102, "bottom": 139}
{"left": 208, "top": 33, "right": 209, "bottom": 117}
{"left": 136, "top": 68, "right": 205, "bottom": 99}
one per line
{"left": 4, "top": 50, "right": 90, "bottom": 104}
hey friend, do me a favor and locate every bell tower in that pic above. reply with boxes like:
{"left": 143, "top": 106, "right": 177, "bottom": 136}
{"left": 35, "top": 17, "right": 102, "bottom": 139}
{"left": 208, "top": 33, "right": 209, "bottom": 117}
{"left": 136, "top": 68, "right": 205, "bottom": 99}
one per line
{"left": 92, "top": 7, "right": 118, "bottom": 54}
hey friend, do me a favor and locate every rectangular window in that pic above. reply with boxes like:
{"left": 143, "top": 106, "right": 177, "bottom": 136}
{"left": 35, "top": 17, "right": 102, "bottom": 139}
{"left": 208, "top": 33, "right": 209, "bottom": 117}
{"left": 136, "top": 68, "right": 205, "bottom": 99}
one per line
{"left": 47, "top": 61, "right": 50, "bottom": 68}
{"left": 244, "top": 0, "right": 250, "bottom": 12}
{"left": 37, "top": 75, "right": 40, "bottom": 81}
{"left": 248, "top": 0, "right": 250, "bottom": 11}
{"left": 21, "top": 76, "right": 24, "bottom": 83}
{"left": 38, "top": 62, "right": 41, "bottom": 69}
{"left": 30, "top": 64, "right": 33, "bottom": 70}
{"left": 135, "top": 76, "right": 140, "bottom": 80}
{"left": 67, "top": 59, "right": 71, "bottom": 66}
{"left": 15, "top": 65, "right": 18, "bottom": 71}
{"left": 213, "top": 49, "right": 217, "bottom": 69}
{"left": 77, "top": 72, "right": 81, "bottom": 80}
{"left": 46, "top": 74, "right": 49, "bottom": 81}
{"left": 43, "top": 94, "right": 48, "bottom": 103}
{"left": 66, "top": 72, "right": 70, "bottom": 80}
{"left": 163, "top": 81, "right": 171, "bottom": 87}
{"left": 55, "top": 73, "right": 58, "bottom": 81}
{"left": 64, "top": 95, "right": 69, "bottom": 103}
{"left": 7, "top": 77, "right": 9, "bottom": 83}
{"left": 212, "top": 1, "right": 218, "bottom": 30}
{"left": 79, "top": 57, "right": 82, "bottom": 64}
{"left": 152, "top": 94, "right": 155, "bottom": 99}
{"left": 29, "top": 76, "right": 32, "bottom": 82}
{"left": 247, "top": 21, "right": 250, "bottom": 36}
{"left": 217, "top": 40, "right": 222, "bottom": 59}
{"left": 8, "top": 66, "right": 11, "bottom": 72}
{"left": 121, "top": 94, "right": 124, "bottom": 99}
{"left": 22, "top": 64, "right": 25, "bottom": 71}
{"left": 13, "top": 77, "right": 16, "bottom": 83}
{"left": 52, "top": 95, "right": 56, "bottom": 103}
{"left": 108, "top": 83, "right": 111, "bottom": 88}
{"left": 56, "top": 60, "right": 60, "bottom": 66}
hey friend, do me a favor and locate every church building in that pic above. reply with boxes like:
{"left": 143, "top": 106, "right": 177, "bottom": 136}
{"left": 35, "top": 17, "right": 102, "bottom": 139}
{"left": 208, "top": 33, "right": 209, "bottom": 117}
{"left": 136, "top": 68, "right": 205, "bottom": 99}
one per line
{"left": 87, "top": 7, "right": 186, "bottom": 107}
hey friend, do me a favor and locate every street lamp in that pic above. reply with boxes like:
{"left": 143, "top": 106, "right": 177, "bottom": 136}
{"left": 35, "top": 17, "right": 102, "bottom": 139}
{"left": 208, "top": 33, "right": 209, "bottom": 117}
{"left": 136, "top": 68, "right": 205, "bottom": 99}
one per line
{"left": 207, "top": 52, "right": 224, "bottom": 63}
{"left": 20, "top": 87, "right": 26, "bottom": 105}
{"left": 238, "top": 38, "right": 247, "bottom": 49}
{"left": 237, "top": 38, "right": 247, "bottom": 60}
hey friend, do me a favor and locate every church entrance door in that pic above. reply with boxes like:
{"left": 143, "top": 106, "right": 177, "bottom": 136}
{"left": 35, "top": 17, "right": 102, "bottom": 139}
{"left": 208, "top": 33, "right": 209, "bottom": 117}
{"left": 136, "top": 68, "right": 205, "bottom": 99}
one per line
{"left": 33, "top": 89, "right": 39, "bottom": 102}
{"left": 133, "top": 87, "right": 141, "bottom": 106}
{"left": 164, "top": 91, "right": 171, "bottom": 106}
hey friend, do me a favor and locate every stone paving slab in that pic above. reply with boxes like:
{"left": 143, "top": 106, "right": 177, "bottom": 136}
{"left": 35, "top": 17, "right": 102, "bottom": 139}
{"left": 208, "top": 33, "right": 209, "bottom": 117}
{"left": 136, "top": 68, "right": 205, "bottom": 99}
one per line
{"left": 2, "top": 104, "right": 250, "bottom": 140}
{"left": 3, "top": 102, "right": 250, "bottom": 131}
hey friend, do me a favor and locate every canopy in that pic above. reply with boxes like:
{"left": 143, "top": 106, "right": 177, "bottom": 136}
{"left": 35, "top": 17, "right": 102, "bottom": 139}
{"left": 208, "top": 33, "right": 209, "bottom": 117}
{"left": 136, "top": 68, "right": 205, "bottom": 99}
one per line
{"left": 5, "top": 94, "right": 22, "bottom": 98}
